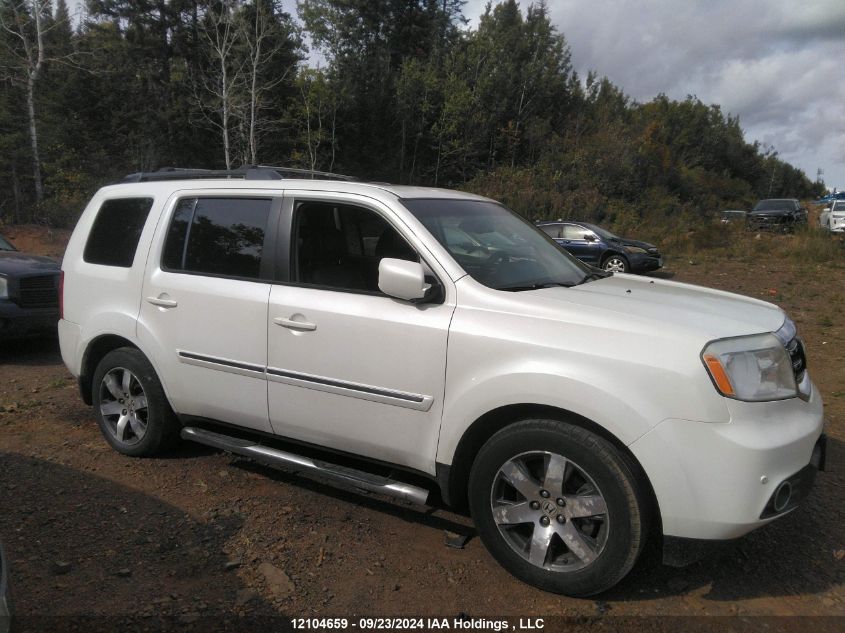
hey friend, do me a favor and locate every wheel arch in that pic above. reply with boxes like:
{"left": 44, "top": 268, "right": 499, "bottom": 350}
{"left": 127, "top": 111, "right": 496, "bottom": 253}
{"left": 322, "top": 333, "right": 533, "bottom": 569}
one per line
{"left": 600, "top": 250, "right": 627, "bottom": 267}
{"left": 439, "top": 403, "right": 661, "bottom": 532}
{"left": 79, "top": 334, "right": 173, "bottom": 409}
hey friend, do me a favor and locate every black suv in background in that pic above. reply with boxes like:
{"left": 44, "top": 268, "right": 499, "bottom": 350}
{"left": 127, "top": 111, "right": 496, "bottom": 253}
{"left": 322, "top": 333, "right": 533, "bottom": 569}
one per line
{"left": 0, "top": 233, "right": 61, "bottom": 339}
{"left": 747, "top": 199, "right": 807, "bottom": 232}
{"left": 537, "top": 221, "right": 662, "bottom": 273}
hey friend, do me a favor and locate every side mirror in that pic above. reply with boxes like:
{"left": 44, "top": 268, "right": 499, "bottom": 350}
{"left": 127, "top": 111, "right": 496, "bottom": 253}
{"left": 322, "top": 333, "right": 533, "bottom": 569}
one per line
{"left": 378, "top": 258, "right": 431, "bottom": 302}
{"left": 583, "top": 233, "right": 597, "bottom": 242}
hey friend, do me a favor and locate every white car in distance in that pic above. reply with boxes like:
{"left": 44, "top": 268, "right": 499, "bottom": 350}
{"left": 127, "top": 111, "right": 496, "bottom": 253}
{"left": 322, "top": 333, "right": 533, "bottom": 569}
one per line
{"left": 819, "top": 199, "right": 845, "bottom": 233}
{"left": 58, "top": 167, "right": 826, "bottom": 596}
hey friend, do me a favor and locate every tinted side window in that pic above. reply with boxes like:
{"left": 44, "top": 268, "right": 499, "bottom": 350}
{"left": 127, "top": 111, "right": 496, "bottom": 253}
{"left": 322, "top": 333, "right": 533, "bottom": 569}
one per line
{"left": 562, "top": 224, "right": 588, "bottom": 240}
{"left": 540, "top": 224, "right": 562, "bottom": 239}
{"left": 84, "top": 198, "right": 154, "bottom": 267}
{"left": 294, "top": 201, "right": 417, "bottom": 292}
{"left": 162, "top": 198, "right": 271, "bottom": 280}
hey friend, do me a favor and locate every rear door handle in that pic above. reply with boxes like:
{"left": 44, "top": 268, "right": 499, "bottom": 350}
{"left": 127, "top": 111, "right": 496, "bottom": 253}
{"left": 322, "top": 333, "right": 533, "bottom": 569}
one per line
{"left": 274, "top": 317, "right": 317, "bottom": 331}
{"left": 146, "top": 296, "right": 178, "bottom": 308}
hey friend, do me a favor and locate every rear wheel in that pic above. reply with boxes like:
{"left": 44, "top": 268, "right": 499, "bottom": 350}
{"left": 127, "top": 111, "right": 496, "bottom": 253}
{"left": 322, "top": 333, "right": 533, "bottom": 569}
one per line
{"left": 92, "top": 348, "right": 180, "bottom": 457}
{"left": 468, "top": 419, "right": 648, "bottom": 596}
{"left": 602, "top": 254, "right": 629, "bottom": 273}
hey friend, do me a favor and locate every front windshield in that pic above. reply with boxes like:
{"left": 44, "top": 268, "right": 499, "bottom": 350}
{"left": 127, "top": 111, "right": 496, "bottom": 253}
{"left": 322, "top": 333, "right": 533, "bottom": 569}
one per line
{"left": 0, "top": 235, "right": 15, "bottom": 251}
{"left": 402, "top": 198, "right": 593, "bottom": 290}
{"left": 753, "top": 200, "right": 794, "bottom": 212}
{"left": 583, "top": 223, "right": 618, "bottom": 240}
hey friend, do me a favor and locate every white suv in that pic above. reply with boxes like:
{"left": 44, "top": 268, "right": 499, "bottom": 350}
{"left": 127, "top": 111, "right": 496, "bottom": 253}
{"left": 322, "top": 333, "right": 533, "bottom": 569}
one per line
{"left": 59, "top": 167, "right": 826, "bottom": 596}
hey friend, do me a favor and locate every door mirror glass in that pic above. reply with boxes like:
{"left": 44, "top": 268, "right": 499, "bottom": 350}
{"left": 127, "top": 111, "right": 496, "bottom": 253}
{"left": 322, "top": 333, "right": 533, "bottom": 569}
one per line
{"left": 378, "top": 258, "right": 430, "bottom": 301}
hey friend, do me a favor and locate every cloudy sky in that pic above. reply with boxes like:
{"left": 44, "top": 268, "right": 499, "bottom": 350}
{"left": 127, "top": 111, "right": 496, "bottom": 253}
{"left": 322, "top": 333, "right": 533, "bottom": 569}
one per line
{"left": 463, "top": 0, "right": 845, "bottom": 190}
{"left": 66, "top": 0, "right": 845, "bottom": 190}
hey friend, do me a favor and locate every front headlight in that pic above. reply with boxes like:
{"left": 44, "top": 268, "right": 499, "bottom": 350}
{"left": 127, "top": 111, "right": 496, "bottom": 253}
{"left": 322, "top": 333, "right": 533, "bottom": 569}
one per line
{"left": 0, "top": 276, "right": 7, "bottom": 299}
{"left": 623, "top": 246, "right": 647, "bottom": 254}
{"left": 702, "top": 332, "right": 797, "bottom": 401}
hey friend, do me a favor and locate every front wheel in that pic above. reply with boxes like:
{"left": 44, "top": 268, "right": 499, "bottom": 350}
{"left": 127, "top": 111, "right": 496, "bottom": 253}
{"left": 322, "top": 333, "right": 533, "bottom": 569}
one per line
{"left": 602, "top": 254, "right": 629, "bottom": 273}
{"left": 468, "top": 419, "right": 648, "bottom": 596}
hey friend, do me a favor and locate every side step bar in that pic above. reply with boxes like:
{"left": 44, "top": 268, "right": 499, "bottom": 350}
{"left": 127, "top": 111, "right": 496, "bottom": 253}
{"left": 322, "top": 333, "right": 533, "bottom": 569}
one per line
{"left": 181, "top": 427, "right": 430, "bottom": 506}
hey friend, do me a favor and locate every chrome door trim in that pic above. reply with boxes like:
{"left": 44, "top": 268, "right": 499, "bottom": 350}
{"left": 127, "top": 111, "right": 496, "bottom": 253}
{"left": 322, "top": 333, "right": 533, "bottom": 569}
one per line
{"left": 177, "top": 350, "right": 266, "bottom": 379}
{"left": 266, "top": 366, "right": 433, "bottom": 411}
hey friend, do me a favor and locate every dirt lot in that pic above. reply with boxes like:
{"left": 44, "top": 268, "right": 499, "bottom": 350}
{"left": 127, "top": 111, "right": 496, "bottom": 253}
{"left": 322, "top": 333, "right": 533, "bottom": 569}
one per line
{"left": 1, "top": 226, "right": 844, "bottom": 631}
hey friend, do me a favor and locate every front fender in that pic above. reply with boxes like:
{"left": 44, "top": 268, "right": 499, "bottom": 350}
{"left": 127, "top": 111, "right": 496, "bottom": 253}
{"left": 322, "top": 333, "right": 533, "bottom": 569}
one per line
{"left": 436, "top": 371, "right": 656, "bottom": 466}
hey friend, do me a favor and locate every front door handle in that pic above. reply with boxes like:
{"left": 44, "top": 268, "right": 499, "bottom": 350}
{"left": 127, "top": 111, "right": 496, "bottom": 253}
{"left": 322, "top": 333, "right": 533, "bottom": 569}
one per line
{"left": 147, "top": 296, "right": 178, "bottom": 308}
{"left": 274, "top": 317, "right": 317, "bottom": 331}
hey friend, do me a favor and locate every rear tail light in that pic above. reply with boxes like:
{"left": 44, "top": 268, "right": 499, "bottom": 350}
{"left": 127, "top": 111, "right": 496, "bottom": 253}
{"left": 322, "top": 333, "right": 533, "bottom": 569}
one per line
{"left": 59, "top": 271, "right": 64, "bottom": 320}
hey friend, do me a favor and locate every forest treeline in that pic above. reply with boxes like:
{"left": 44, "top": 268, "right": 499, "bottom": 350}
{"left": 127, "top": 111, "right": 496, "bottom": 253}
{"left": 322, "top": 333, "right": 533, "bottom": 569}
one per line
{"left": 0, "top": 0, "right": 824, "bottom": 228}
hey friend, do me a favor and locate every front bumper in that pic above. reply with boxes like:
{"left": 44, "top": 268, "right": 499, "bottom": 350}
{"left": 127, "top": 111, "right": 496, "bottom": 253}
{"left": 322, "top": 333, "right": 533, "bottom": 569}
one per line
{"left": 0, "top": 300, "right": 58, "bottom": 339}
{"left": 662, "top": 435, "right": 826, "bottom": 566}
{"left": 747, "top": 215, "right": 795, "bottom": 231}
{"left": 629, "top": 379, "right": 825, "bottom": 541}
{"left": 628, "top": 253, "right": 663, "bottom": 273}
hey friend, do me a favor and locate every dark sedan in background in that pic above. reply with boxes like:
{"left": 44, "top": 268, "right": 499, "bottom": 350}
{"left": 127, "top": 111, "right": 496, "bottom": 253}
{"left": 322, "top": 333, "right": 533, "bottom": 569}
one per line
{"left": 0, "top": 233, "right": 61, "bottom": 339}
{"left": 537, "top": 221, "right": 662, "bottom": 273}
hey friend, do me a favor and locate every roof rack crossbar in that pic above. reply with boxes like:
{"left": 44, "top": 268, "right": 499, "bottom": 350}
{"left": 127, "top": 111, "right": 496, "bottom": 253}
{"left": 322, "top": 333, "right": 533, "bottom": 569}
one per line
{"left": 119, "top": 165, "right": 356, "bottom": 184}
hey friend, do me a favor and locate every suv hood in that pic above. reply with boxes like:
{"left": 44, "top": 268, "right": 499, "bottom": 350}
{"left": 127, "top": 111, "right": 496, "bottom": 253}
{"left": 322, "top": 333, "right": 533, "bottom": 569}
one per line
{"left": 518, "top": 274, "right": 785, "bottom": 342}
{"left": 0, "top": 251, "right": 60, "bottom": 275}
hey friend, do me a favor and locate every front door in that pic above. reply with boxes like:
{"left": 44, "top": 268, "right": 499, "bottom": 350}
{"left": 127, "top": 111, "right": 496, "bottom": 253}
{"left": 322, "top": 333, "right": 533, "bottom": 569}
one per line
{"left": 266, "top": 193, "right": 454, "bottom": 473}
{"left": 561, "top": 224, "right": 602, "bottom": 265}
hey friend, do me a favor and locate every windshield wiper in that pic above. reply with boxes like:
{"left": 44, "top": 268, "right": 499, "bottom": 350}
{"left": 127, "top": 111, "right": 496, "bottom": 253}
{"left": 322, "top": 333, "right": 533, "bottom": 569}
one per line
{"left": 577, "top": 271, "right": 612, "bottom": 285}
{"left": 497, "top": 281, "right": 576, "bottom": 292}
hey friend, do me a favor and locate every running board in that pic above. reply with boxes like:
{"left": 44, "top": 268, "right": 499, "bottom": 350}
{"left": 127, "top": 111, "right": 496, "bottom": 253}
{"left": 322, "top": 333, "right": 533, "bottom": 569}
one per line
{"left": 180, "top": 427, "right": 430, "bottom": 506}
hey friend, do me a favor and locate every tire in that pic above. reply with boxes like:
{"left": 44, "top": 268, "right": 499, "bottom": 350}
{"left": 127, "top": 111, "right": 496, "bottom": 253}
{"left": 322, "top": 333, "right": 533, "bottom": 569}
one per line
{"left": 602, "top": 253, "right": 629, "bottom": 273}
{"left": 91, "top": 347, "right": 180, "bottom": 457}
{"left": 468, "top": 419, "right": 648, "bottom": 596}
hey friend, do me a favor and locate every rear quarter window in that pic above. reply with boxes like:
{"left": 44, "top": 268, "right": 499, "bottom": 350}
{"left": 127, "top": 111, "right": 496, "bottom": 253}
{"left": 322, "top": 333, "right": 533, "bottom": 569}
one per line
{"left": 83, "top": 198, "right": 155, "bottom": 267}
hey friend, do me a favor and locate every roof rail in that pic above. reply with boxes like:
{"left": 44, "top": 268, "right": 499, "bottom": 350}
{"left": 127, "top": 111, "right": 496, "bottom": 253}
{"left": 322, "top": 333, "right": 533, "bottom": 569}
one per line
{"left": 249, "top": 165, "right": 357, "bottom": 181}
{"left": 118, "top": 165, "right": 357, "bottom": 184}
{"left": 120, "top": 166, "right": 283, "bottom": 183}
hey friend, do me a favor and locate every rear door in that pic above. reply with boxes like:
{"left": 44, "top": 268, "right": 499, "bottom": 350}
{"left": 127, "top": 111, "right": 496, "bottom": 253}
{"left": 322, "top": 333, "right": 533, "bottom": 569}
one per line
{"left": 137, "top": 193, "right": 280, "bottom": 433}
{"left": 265, "top": 192, "right": 454, "bottom": 473}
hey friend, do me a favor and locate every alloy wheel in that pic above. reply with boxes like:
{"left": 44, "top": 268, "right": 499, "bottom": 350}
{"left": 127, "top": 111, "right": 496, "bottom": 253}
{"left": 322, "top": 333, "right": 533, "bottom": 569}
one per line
{"left": 490, "top": 451, "right": 609, "bottom": 571}
{"left": 603, "top": 257, "right": 627, "bottom": 273}
{"left": 98, "top": 367, "right": 149, "bottom": 445}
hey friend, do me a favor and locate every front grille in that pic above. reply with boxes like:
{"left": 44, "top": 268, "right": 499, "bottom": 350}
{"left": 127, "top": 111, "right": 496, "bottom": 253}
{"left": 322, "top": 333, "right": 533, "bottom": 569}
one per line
{"left": 785, "top": 337, "right": 806, "bottom": 384}
{"left": 17, "top": 274, "right": 59, "bottom": 308}
{"left": 749, "top": 215, "right": 789, "bottom": 229}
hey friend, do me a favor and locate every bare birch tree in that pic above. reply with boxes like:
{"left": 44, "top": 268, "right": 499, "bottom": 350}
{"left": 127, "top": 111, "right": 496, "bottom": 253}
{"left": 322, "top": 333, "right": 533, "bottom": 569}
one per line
{"left": 296, "top": 68, "right": 339, "bottom": 173}
{"left": 194, "top": 0, "right": 243, "bottom": 169}
{"left": 239, "top": 1, "right": 296, "bottom": 165}
{"left": 0, "top": 0, "right": 64, "bottom": 203}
